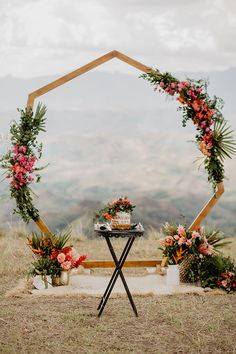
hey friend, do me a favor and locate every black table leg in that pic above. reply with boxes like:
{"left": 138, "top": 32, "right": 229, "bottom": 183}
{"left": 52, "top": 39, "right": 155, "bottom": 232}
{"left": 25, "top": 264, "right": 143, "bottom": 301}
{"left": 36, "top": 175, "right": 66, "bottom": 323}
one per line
{"left": 98, "top": 236, "right": 138, "bottom": 317}
{"left": 97, "top": 236, "right": 133, "bottom": 311}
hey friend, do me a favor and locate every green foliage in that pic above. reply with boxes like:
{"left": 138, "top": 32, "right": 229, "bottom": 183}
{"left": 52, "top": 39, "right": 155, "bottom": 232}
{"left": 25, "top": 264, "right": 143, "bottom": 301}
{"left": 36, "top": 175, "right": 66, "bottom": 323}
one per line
{"left": 0, "top": 103, "right": 47, "bottom": 223}
{"left": 28, "top": 257, "right": 59, "bottom": 277}
{"left": 213, "top": 120, "right": 236, "bottom": 161}
{"left": 186, "top": 253, "right": 235, "bottom": 289}
{"left": 204, "top": 228, "right": 232, "bottom": 250}
{"left": 27, "top": 231, "right": 71, "bottom": 257}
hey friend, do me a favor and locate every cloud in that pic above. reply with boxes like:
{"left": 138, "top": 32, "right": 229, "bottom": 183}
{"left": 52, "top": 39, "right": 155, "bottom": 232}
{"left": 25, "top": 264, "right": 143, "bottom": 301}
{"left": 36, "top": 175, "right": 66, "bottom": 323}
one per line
{"left": 0, "top": 0, "right": 235, "bottom": 77}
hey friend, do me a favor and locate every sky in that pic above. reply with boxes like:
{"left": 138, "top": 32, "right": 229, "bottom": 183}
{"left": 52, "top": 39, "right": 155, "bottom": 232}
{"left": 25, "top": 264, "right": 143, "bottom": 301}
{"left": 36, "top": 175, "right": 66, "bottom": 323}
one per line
{"left": 0, "top": 0, "right": 236, "bottom": 78}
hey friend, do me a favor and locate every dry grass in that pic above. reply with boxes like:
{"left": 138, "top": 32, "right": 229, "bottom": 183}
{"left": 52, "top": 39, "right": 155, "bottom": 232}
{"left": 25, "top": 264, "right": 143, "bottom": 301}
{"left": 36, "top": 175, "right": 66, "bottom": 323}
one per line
{"left": 0, "top": 229, "right": 236, "bottom": 354}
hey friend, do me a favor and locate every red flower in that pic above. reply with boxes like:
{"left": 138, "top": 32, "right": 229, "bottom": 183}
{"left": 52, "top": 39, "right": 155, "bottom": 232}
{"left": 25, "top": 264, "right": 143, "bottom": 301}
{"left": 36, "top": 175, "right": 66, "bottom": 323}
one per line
{"left": 74, "top": 255, "right": 87, "bottom": 268}
{"left": 220, "top": 273, "right": 230, "bottom": 279}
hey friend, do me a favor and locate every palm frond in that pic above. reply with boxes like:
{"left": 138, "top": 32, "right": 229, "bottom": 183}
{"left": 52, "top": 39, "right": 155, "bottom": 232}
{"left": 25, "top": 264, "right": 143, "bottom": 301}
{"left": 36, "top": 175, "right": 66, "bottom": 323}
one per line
{"left": 213, "top": 120, "right": 236, "bottom": 161}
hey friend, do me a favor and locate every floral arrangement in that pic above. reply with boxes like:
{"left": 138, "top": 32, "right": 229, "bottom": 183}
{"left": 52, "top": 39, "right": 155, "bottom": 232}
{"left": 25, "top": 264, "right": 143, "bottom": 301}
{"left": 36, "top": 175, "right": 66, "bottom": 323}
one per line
{"left": 195, "top": 254, "right": 236, "bottom": 293}
{"left": 0, "top": 103, "right": 47, "bottom": 222}
{"left": 28, "top": 231, "right": 87, "bottom": 286}
{"left": 159, "top": 223, "right": 215, "bottom": 264}
{"left": 215, "top": 272, "right": 236, "bottom": 292}
{"left": 141, "top": 71, "right": 236, "bottom": 190}
{"left": 95, "top": 196, "right": 136, "bottom": 221}
{"left": 160, "top": 222, "right": 235, "bottom": 292}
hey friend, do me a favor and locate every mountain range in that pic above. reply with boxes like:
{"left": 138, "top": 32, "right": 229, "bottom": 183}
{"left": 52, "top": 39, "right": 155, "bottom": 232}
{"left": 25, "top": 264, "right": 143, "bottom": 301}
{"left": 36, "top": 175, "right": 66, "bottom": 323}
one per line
{"left": 0, "top": 67, "right": 235, "bottom": 235}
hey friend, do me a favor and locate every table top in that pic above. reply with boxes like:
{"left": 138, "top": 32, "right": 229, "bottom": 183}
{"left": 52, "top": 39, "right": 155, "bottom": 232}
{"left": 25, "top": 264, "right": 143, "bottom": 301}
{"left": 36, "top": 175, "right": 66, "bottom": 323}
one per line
{"left": 95, "top": 228, "right": 144, "bottom": 238}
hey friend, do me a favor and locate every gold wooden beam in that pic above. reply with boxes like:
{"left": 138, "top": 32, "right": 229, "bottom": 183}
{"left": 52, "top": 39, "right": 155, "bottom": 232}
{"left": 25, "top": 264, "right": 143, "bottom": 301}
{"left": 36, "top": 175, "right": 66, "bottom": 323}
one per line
{"left": 189, "top": 182, "right": 224, "bottom": 230}
{"left": 35, "top": 218, "right": 51, "bottom": 235}
{"left": 27, "top": 50, "right": 152, "bottom": 108}
{"left": 114, "top": 50, "right": 152, "bottom": 73}
{"left": 82, "top": 259, "right": 162, "bottom": 269}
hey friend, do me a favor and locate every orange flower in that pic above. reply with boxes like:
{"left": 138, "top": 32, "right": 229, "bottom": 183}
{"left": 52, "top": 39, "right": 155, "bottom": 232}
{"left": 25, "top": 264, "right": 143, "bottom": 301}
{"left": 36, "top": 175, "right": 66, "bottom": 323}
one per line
{"left": 103, "top": 213, "right": 112, "bottom": 220}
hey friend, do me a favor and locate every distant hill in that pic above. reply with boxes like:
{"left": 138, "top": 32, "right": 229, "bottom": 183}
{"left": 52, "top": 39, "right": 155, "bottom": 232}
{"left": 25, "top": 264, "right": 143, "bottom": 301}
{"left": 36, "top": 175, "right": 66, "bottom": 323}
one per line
{"left": 0, "top": 69, "right": 235, "bottom": 234}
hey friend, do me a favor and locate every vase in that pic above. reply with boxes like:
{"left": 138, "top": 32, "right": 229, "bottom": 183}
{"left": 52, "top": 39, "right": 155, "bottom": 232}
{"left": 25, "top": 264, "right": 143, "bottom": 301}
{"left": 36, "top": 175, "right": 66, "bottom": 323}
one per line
{"left": 33, "top": 275, "right": 52, "bottom": 290}
{"left": 52, "top": 270, "right": 70, "bottom": 286}
{"left": 166, "top": 265, "right": 180, "bottom": 286}
{"left": 111, "top": 212, "right": 131, "bottom": 229}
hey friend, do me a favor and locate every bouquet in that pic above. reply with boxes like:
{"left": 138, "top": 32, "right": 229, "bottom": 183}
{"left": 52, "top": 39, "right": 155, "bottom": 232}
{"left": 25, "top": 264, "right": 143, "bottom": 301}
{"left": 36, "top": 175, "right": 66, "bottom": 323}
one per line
{"left": 159, "top": 223, "right": 214, "bottom": 265}
{"left": 27, "top": 231, "right": 87, "bottom": 286}
{"left": 95, "top": 196, "right": 135, "bottom": 221}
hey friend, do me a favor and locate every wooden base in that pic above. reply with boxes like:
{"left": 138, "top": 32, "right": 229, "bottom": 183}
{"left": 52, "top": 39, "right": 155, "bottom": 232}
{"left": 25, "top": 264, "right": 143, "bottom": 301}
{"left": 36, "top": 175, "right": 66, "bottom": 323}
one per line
{"left": 82, "top": 259, "right": 162, "bottom": 269}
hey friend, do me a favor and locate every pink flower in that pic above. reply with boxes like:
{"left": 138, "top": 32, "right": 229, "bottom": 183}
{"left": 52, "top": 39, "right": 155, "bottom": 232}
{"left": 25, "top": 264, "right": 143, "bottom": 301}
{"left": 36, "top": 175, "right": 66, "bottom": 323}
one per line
{"left": 177, "top": 225, "right": 186, "bottom": 237}
{"left": 198, "top": 243, "right": 213, "bottom": 256}
{"left": 178, "top": 237, "right": 186, "bottom": 246}
{"left": 186, "top": 239, "right": 192, "bottom": 246}
{"left": 191, "top": 231, "right": 200, "bottom": 239}
{"left": 61, "top": 261, "right": 72, "bottom": 270}
{"left": 12, "top": 145, "right": 19, "bottom": 154}
{"left": 159, "top": 238, "right": 165, "bottom": 247}
{"left": 174, "top": 234, "right": 180, "bottom": 240}
{"left": 221, "top": 280, "right": 228, "bottom": 288}
{"left": 18, "top": 146, "right": 27, "bottom": 153}
{"left": 165, "top": 236, "right": 174, "bottom": 246}
{"left": 57, "top": 253, "right": 66, "bottom": 263}
{"left": 159, "top": 82, "right": 165, "bottom": 88}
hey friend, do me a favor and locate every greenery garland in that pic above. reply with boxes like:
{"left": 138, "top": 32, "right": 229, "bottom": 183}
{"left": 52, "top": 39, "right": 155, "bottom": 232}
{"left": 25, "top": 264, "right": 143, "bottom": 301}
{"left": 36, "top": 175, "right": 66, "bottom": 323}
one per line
{"left": 141, "top": 71, "right": 236, "bottom": 190}
{"left": 0, "top": 103, "right": 47, "bottom": 223}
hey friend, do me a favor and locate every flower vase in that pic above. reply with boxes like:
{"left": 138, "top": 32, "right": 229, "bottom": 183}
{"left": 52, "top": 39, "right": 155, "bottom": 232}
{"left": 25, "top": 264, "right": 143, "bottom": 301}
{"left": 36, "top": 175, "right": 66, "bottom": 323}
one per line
{"left": 52, "top": 271, "right": 70, "bottom": 286}
{"left": 166, "top": 264, "right": 180, "bottom": 286}
{"left": 111, "top": 212, "right": 131, "bottom": 229}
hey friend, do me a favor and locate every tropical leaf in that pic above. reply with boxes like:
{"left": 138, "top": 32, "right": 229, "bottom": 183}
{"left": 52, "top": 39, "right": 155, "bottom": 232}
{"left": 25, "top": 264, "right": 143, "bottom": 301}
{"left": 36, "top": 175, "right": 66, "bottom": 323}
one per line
{"left": 213, "top": 120, "right": 236, "bottom": 161}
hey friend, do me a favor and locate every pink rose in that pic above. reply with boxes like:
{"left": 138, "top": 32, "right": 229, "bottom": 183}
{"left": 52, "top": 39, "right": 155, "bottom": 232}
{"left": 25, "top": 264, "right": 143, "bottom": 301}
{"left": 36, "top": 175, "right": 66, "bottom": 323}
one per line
{"left": 174, "top": 235, "right": 180, "bottom": 240}
{"left": 198, "top": 243, "right": 213, "bottom": 256}
{"left": 61, "top": 261, "right": 72, "bottom": 270}
{"left": 57, "top": 253, "right": 66, "bottom": 263}
{"left": 165, "top": 236, "right": 174, "bottom": 246}
{"left": 18, "top": 146, "right": 27, "bottom": 153}
{"left": 178, "top": 237, "right": 186, "bottom": 246}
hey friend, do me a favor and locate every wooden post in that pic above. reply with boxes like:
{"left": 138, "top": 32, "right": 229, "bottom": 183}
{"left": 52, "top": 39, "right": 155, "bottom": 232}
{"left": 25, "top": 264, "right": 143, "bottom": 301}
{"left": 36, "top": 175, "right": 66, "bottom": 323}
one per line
{"left": 189, "top": 182, "right": 224, "bottom": 231}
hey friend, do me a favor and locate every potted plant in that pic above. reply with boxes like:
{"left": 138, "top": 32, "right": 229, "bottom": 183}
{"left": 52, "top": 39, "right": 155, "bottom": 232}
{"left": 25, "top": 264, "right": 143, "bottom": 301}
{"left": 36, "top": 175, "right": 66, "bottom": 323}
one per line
{"left": 95, "top": 196, "right": 136, "bottom": 229}
{"left": 27, "top": 231, "right": 87, "bottom": 288}
{"left": 159, "top": 223, "right": 215, "bottom": 284}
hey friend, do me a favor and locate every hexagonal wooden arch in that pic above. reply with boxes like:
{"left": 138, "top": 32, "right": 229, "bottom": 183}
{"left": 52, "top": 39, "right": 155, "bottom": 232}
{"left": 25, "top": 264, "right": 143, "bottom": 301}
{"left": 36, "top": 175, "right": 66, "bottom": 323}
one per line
{"left": 26, "top": 50, "right": 224, "bottom": 268}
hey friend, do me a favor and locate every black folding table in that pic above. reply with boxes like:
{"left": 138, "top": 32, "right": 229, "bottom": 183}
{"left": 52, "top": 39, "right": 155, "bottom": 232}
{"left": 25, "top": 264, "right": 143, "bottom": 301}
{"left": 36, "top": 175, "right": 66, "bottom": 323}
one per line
{"left": 95, "top": 228, "right": 144, "bottom": 317}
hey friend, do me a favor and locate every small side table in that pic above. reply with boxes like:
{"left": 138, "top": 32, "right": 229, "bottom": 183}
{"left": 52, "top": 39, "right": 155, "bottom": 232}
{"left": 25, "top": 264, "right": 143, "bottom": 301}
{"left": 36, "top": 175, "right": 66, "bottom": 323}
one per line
{"left": 95, "top": 228, "right": 144, "bottom": 317}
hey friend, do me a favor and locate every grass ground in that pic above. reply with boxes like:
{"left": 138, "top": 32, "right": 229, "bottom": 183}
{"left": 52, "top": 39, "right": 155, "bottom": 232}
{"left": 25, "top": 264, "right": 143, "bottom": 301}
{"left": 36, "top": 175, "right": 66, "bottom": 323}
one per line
{"left": 0, "top": 228, "right": 236, "bottom": 354}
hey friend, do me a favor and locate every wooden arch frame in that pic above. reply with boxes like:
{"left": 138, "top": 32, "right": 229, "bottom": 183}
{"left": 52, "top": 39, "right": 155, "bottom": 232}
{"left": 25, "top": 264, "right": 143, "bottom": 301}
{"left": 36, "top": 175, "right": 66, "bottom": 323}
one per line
{"left": 26, "top": 50, "right": 224, "bottom": 242}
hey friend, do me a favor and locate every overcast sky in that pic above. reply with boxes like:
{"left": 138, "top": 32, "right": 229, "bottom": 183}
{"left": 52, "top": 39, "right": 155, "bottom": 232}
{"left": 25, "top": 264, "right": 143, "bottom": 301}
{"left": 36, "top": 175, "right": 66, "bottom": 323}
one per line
{"left": 0, "top": 0, "right": 236, "bottom": 78}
